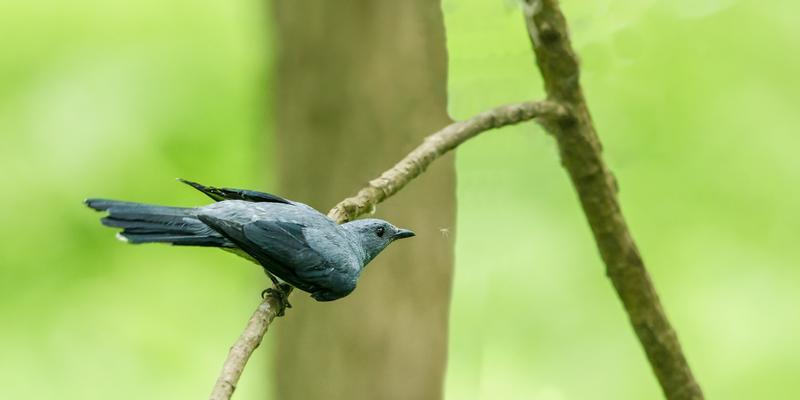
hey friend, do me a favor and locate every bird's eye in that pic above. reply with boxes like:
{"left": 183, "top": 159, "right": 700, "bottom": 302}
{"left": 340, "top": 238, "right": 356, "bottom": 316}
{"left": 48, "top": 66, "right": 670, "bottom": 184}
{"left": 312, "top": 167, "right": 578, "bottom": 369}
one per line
{"left": 376, "top": 226, "right": 385, "bottom": 237}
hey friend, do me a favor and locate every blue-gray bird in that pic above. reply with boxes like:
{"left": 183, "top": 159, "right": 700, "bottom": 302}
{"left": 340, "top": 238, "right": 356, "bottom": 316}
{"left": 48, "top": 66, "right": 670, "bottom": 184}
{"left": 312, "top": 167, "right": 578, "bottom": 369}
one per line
{"left": 85, "top": 179, "right": 415, "bottom": 310}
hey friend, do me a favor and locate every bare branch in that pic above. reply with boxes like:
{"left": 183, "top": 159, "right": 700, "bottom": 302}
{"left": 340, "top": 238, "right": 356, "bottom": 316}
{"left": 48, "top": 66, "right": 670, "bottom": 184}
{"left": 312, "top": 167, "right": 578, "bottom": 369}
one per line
{"left": 209, "top": 292, "right": 286, "bottom": 400}
{"left": 328, "top": 100, "right": 564, "bottom": 223}
{"left": 521, "top": 1, "right": 704, "bottom": 399}
{"left": 208, "top": 100, "right": 559, "bottom": 400}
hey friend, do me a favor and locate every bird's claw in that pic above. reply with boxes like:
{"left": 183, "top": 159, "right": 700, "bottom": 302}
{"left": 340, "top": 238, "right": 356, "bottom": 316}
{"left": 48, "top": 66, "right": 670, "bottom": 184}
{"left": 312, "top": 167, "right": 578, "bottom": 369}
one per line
{"left": 261, "top": 284, "right": 293, "bottom": 316}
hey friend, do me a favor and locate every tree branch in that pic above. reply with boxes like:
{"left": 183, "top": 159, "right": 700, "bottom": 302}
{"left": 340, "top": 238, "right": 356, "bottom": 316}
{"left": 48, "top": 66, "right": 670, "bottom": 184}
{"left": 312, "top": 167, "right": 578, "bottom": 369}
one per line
{"left": 328, "top": 100, "right": 564, "bottom": 223}
{"left": 208, "top": 99, "right": 560, "bottom": 400}
{"left": 209, "top": 292, "right": 286, "bottom": 400}
{"left": 521, "top": 1, "right": 704, "bottom": 399}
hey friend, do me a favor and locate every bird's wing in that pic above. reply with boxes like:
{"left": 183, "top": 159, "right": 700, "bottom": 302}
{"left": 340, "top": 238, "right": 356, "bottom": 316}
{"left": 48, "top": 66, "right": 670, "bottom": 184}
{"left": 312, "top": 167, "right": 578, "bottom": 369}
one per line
{"left": 197, "top": 214, "right": 352, "bottom": 296}
{"left": 179, "top": 179, "right": 292, "bottom": 204}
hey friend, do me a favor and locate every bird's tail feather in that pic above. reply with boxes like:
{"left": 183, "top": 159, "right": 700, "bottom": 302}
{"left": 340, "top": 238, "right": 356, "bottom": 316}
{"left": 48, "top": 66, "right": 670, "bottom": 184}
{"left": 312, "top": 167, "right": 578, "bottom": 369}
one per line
{"left": 85, "top": 199, "right": 230, "bottom": 247}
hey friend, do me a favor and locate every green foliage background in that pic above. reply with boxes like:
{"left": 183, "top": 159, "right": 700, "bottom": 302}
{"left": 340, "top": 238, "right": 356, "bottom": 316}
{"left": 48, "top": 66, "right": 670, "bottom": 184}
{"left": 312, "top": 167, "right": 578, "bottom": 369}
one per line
{"left": 1, "top": 0, "right": 798, "bottom": 399}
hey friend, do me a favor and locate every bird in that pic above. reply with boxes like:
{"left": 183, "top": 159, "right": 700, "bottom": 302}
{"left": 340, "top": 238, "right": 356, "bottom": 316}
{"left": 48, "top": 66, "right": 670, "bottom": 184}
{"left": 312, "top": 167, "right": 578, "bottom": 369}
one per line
{"left": 85, "top": 179, "right": 415, "bottom": 313}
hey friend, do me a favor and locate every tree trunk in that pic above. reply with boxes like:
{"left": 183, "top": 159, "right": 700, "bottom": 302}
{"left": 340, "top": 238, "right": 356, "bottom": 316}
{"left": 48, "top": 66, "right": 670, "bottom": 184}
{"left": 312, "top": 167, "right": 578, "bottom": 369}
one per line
{"left": 272, "top": 2, "right": 454, "bottom": 400}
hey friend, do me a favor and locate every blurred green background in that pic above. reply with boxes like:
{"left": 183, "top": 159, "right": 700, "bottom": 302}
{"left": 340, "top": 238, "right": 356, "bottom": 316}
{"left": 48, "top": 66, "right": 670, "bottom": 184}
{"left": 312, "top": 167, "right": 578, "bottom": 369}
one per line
{"left": 1, "top": 0, "right": 799, "bottom": 399}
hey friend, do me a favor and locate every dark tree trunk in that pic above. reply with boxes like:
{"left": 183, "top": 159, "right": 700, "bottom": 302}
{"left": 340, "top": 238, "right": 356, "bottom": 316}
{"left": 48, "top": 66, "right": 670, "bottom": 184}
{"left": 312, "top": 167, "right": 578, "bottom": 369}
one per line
{"left": 271, "top": 1, "right": 455, "bottom": 400}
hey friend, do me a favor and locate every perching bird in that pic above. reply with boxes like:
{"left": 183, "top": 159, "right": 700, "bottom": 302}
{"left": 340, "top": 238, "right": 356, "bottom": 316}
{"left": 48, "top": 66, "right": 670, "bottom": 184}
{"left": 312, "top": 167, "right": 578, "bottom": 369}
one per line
{"left": 85, "top": 179, "right": 415, "bottom": 311}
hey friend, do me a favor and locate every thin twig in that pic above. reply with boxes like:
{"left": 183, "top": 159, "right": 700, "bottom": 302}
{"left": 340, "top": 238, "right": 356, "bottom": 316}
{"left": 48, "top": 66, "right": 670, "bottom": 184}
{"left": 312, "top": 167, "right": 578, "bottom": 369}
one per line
{"left": 521, "top": 1, "right": 704, "bottom": 399}
{"left": 208, "top": 100, "right": 560, "bottom": 400}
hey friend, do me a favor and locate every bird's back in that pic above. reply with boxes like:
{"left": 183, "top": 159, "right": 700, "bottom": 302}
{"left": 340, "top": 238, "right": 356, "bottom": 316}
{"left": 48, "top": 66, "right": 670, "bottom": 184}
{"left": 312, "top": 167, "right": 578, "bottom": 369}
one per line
{"left": 87, "top": 183, "right": 371, "bottom": 301}
{"left": 198, "top": 200, "right": 364, "bottom": 300}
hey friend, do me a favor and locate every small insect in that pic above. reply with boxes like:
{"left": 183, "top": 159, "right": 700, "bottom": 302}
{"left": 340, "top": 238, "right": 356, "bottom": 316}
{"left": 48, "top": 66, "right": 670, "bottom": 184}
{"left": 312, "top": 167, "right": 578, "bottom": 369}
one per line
{"left": 439, "top": 227, "right": 450, "bottom": 238}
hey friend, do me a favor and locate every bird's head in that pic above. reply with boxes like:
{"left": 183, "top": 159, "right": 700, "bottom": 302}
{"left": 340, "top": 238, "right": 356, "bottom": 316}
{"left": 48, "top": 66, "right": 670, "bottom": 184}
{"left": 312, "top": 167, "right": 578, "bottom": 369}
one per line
{"left": 341, "top": 218, "right": 415, "bottom": 266}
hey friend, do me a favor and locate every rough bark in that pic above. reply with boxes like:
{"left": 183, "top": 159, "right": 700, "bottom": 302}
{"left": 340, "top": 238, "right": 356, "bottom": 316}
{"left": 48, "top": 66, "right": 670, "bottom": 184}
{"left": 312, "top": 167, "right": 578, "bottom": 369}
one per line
{"left": 521, "top": 1, "right": 704, "bottom": 399}
{"left": 272, "top": 1, "right": 454, "bottom": 399}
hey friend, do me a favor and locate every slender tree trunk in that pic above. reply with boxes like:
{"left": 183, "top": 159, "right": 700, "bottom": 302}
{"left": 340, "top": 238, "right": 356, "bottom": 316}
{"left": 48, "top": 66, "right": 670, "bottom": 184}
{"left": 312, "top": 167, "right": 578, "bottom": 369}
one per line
{"left": 272, "top": 1, "right": 454, "bottom": 399}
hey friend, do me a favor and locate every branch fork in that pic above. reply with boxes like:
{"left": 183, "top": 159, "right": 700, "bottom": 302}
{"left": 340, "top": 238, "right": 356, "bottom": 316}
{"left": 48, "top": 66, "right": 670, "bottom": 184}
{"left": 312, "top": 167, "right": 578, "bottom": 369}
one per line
{"left": 209, "top": 1, "right": 703, "bottom": 399}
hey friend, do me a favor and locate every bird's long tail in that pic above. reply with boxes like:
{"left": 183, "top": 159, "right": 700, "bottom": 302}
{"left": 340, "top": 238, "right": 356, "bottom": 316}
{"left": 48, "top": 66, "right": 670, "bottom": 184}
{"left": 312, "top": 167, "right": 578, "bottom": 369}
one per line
{"left": 85, "top": 199, "right": 229, "bottom": 247}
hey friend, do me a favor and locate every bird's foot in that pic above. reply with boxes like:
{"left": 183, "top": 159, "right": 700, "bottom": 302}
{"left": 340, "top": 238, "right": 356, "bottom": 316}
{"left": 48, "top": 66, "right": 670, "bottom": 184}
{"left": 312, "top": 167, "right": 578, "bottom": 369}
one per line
{"left": 261, "top": 283, "right": 293, "bottom": 317}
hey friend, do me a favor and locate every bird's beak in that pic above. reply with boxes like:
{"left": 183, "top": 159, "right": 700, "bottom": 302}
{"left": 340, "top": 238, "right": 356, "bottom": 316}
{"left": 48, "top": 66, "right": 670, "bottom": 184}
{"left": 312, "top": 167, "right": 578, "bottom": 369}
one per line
{"left": 393, "top": 228, "right": 416, "bottom": 240}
